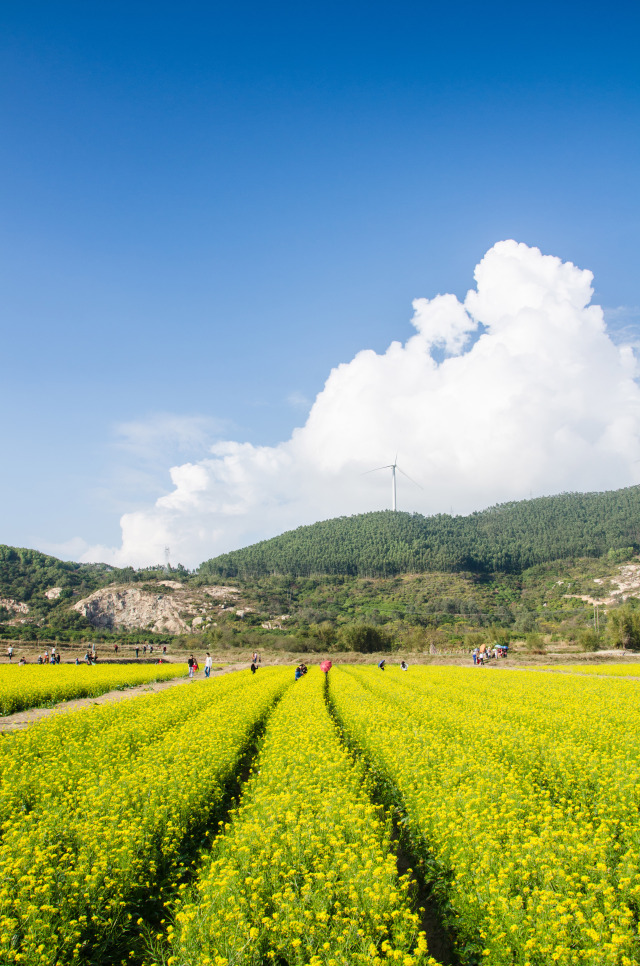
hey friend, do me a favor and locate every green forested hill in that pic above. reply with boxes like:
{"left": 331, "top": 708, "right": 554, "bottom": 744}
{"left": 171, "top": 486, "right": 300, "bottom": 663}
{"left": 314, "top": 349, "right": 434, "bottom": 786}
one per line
{"left": 199, "top": 486, "right": 640, "bottom": 577}
{"left": 0, "top": 546, "right": 164, "bottom": 620}
{"left": 0, "top": 546, "right": 107, "bottom": 600}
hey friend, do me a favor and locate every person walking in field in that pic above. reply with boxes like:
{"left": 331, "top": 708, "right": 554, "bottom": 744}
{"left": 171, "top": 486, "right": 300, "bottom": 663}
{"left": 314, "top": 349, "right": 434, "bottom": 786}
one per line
{"left": 204, "top": 653, "right": 212, "bottom": 678}
{"left": 135, "top": 646, "right": 139, "bottom": 659}
{"left": 7, "top": 645, "right": 13, "bottom": 662}
{"left": 188, "top": 655, "right": 195, "bottom": 679}
{"left": 378, "top": 659, "right": 386, "bottom": 670}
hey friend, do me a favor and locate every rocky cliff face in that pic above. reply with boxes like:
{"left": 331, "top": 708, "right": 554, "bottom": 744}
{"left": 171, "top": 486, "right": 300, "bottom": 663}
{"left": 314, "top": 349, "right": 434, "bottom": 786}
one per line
{"left": 74, "top": 583, "right": 239, "bottom": 634}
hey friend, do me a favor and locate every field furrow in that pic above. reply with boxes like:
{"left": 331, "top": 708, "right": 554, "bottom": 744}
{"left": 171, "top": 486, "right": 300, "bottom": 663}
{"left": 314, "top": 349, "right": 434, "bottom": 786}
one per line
{"left": 329, "top": 666, "right": 640, "bottom": 966}
{"left": 159, "top": 668, "right": 439, "bottom": 966}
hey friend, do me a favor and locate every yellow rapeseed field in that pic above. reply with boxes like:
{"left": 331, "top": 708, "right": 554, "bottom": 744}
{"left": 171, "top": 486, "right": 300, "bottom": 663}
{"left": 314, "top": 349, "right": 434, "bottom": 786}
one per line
{"left": 0, "top": 667, "right": 290, "bottom": 965}
{"left": 0, "top": 662, "right": 189, "bottom": 715}
{"left": 4, "top": 663, "right": 640, "bottom": 966}
{"left": 161, "top": 667, "right": 437, "bottom": 966}
{"left": 329, "top": 666, "right": 640, "bottom": 966}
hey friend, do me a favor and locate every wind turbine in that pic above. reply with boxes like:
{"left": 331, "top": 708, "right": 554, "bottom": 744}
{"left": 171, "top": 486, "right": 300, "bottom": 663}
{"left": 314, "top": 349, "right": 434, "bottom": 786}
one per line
{"left": 363, "top": 456, "right": 422, "bottom": 511}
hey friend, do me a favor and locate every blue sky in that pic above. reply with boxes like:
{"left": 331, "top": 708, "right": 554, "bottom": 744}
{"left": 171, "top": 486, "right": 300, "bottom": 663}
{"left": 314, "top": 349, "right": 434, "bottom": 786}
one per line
{"left": 2, "top": 1, "right": 640, "bottom": 564}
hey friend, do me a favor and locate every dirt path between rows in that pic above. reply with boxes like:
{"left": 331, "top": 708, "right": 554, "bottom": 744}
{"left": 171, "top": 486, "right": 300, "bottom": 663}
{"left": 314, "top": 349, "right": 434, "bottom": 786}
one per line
{"left": 0, "top": 664, "right": 247, "bottom": 734}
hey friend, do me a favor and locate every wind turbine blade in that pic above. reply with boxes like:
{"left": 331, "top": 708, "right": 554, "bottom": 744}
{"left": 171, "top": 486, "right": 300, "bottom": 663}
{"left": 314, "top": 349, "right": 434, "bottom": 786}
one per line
{"left": 396, "top": 465, "right": 424, "bottom": 489}
{"left": 360, "top": 465, "right": 393, "bottom": 475}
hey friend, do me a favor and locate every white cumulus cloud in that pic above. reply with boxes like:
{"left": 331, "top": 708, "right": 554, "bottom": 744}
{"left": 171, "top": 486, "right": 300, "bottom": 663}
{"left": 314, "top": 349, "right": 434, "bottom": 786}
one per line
{"left": 82, "top": 240, "right": 640, "bottom": 568}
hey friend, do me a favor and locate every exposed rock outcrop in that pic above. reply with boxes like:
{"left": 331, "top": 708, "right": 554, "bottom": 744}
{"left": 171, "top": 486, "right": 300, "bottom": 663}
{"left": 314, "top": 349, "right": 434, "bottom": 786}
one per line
{"left": 74, "top": 583, "right": 237, "bottom": 634}
{"left": 203, "top": 585, "right": 239, "bottom": 599}
{"left": 0, "top": 598, "right": 29, "bottom": 615}
{"left": 563, "top": 563, "right": 640, "bottom": 607}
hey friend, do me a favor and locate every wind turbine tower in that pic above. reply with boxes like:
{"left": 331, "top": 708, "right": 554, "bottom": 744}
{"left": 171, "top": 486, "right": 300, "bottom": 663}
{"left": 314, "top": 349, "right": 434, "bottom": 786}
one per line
{"left": 390, "top": 460, "right": 397, "bottom": 512}
{"left": 363, "top": 456, "right": 421, "bottom": 511}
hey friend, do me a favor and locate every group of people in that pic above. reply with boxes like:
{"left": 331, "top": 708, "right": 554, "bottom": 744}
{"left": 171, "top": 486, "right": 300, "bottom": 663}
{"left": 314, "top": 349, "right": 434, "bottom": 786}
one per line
{"left": 294, "top": 662, "right": 308, "bottom": 680}
{"left": 472, "top": 643, "right": 508, "bottom": 665}
{"left": 6, "top": 645, "right": 28, "bottom": 665}
{"left": 6, "top": 642, "right": 177, "bottom": 666}
{"left": 133, "top": 643, "right": 167, "bottom": 658}
{"left": 295, "top": 660, "right": 332, "bottom": 678}
{"left": 9, "top": 646, "right": 95, "bottom": 666}
{"left": 378, "top": 659, "right": 409, "bottom": 671}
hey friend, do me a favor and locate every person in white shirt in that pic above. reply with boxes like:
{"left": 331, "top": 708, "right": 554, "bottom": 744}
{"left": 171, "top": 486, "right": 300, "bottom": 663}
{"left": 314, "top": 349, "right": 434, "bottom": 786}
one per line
{"left": 204, "top": 652, "right": 213, "bottom": 678}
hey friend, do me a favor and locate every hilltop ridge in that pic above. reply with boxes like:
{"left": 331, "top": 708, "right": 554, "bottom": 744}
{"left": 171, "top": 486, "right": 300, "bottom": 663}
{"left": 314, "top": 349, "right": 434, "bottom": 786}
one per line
{"left": 200, "top": 486, "right": 640, "bottom": 577}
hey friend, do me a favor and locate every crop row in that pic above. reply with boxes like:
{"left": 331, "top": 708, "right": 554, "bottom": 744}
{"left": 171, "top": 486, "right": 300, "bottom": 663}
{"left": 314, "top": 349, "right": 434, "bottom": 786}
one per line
{"left": 0, "top": 667, "right": 291, "bottom": 965}
{"left": 0, "top": 663, "right": 188, "bottom": 715}
{"left": 159, "top": 667, "right": 436, "bottom": 966}
{"left": 329, "top": 666, "right": 640, "bottom": 966}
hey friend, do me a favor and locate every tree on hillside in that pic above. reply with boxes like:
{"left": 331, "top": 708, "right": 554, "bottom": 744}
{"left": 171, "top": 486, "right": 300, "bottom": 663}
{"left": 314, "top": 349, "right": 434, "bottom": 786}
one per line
{"left": 607, "top": 603, "right": 640, "bottom": 650}
{"left": 338, "top": 624, "right": 393, "bottom": 653}
{"left": 308, "top": 621, "right": 337, "bottom": 651}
